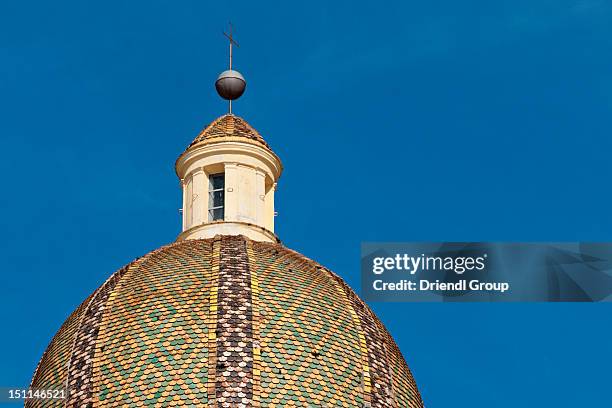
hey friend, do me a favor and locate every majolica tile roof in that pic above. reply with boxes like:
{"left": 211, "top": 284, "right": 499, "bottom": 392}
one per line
{"left": 186, "top": 114, "right": 271, "bottom": 151}
{"left": 28, "top": 236, "right": 423, "bottom": 408}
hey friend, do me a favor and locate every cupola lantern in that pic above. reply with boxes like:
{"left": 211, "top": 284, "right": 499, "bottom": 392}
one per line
{"left": 175, "top": 26, "right": 282, "bottom": 242}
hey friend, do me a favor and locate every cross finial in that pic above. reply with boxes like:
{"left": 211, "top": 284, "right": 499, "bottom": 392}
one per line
{"left": 223, "top": 22, "right": 239, "bottom": 70}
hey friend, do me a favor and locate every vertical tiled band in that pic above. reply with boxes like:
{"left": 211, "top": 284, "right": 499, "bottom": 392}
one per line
{"left": 246, "top": 240, "right": 261, "bottom": 406}
{"left": 331, "top": 272, "right": 424, "bottom": 408}
{"left": 380, "top": 326, "right": 424, "bottom": 407}
{"left": 26, "top": 296, "right": 92, "bottom": 408}
{"left": 215, "top": 236, "right": 254, "bottom": 407}
{"left": 330, "top": 273, "right": 398, "bottom": 408}
{"left": 207, "top": 238, "right": 221, "bottom": 407}
{"left": 64, "top": 262, "right": 132, "bottom": 407}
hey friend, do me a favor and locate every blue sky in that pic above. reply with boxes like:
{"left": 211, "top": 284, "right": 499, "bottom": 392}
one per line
{"left": 1, "top": 0, "right": 611, "bottom": 406}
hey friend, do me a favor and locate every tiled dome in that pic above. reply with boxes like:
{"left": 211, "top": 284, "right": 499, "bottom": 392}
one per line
{"left": 28, "top": 236, "right": 423, "bottom": 407}
{"left": 187, "top": 114, "right": 271, "bottom": 151}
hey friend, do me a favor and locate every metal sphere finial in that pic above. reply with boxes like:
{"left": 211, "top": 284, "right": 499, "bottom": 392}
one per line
{"left": 215, "top": 70, "right": 246, "bottom": 101}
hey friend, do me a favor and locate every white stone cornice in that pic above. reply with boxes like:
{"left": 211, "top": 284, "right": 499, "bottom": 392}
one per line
{"left": 176, "top": 140, "right": 282, "bottom": 182}
{"left": 177, "top": 222, "right": 278, "bottom": 243}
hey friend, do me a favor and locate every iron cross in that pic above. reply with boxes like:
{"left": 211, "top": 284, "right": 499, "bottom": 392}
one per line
{"left": 223, "top": 22, "right": 239, "bottom": 70}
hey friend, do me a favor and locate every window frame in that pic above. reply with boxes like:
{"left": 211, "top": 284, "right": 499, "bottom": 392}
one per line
{"left": 208, "top": 173, "right": 225, "bottom": 221}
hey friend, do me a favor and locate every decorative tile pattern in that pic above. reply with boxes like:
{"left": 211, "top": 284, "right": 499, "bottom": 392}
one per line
{"left": 336, "top": 285, "right": 373, "bottom": 407}
{"left": 92, "top": 240, "right": 214, "bottom": 407}
{"left": 29, "top": 236, "right": 424, "bottom": 408}
{"left": 215, "top": 236, "right": 254, "bottom": 407}
{"left": 251, "top": 241, "right": 364, "bottom": 407}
